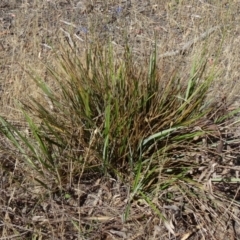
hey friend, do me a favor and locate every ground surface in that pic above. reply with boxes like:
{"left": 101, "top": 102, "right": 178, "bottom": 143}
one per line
{"left": 0, "top": 0, "right": 240, "bottom": 239}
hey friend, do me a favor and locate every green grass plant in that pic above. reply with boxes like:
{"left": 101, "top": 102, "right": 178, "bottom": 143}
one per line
{"left": 0, "top": 42, "right": 224, "bottom": 187}
{"left": 0, "top": 42, "right": 239, "bottom": 236}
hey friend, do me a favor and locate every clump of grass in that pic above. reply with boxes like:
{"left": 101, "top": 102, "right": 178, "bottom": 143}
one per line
{"left": 0, "top": 42, "right": 239, "bottom": 236}
{"left": 0, "top": 43, "right": 220, "bottom": 187}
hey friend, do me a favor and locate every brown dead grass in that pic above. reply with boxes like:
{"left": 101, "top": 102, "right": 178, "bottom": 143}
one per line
{"left": 0, "top": 0, "right": 240, "bottom": 239}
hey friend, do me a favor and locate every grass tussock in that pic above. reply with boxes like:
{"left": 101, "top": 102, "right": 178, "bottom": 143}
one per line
{"left": 0, "top": 44, "right": 216, "bottom": 188}
{"left": 0, "top": 1, "right": 240, "bottom": 239}
{"left": 1, "top": 41, "right": 239, "bottom": 238}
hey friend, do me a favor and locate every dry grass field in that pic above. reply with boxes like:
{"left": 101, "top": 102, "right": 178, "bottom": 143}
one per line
{"left": 0, "top": 0, "right": 240, "bottom": 239}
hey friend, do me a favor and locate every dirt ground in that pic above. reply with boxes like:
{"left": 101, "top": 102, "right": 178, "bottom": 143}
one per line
{"left": 1, "top": 0, "right": 240, "bottom": 239}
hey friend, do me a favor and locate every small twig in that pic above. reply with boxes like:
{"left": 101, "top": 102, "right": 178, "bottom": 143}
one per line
{"left": 60, "top": 21, "right": 85, "bottom": 43}
{"left": 41, "top": 43, "right": 52, "bottom": 50}
{"left": 158, "top": 26, "right": 220, "bottom": 58}
{"left": 73, "top": 33, "right": 84, "bottom": 42}
{"left": 60, "top": 20, "right": 77, "bottom": 28}
{"left": 60, "top": 28, "right": 74, "bottom": 48}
